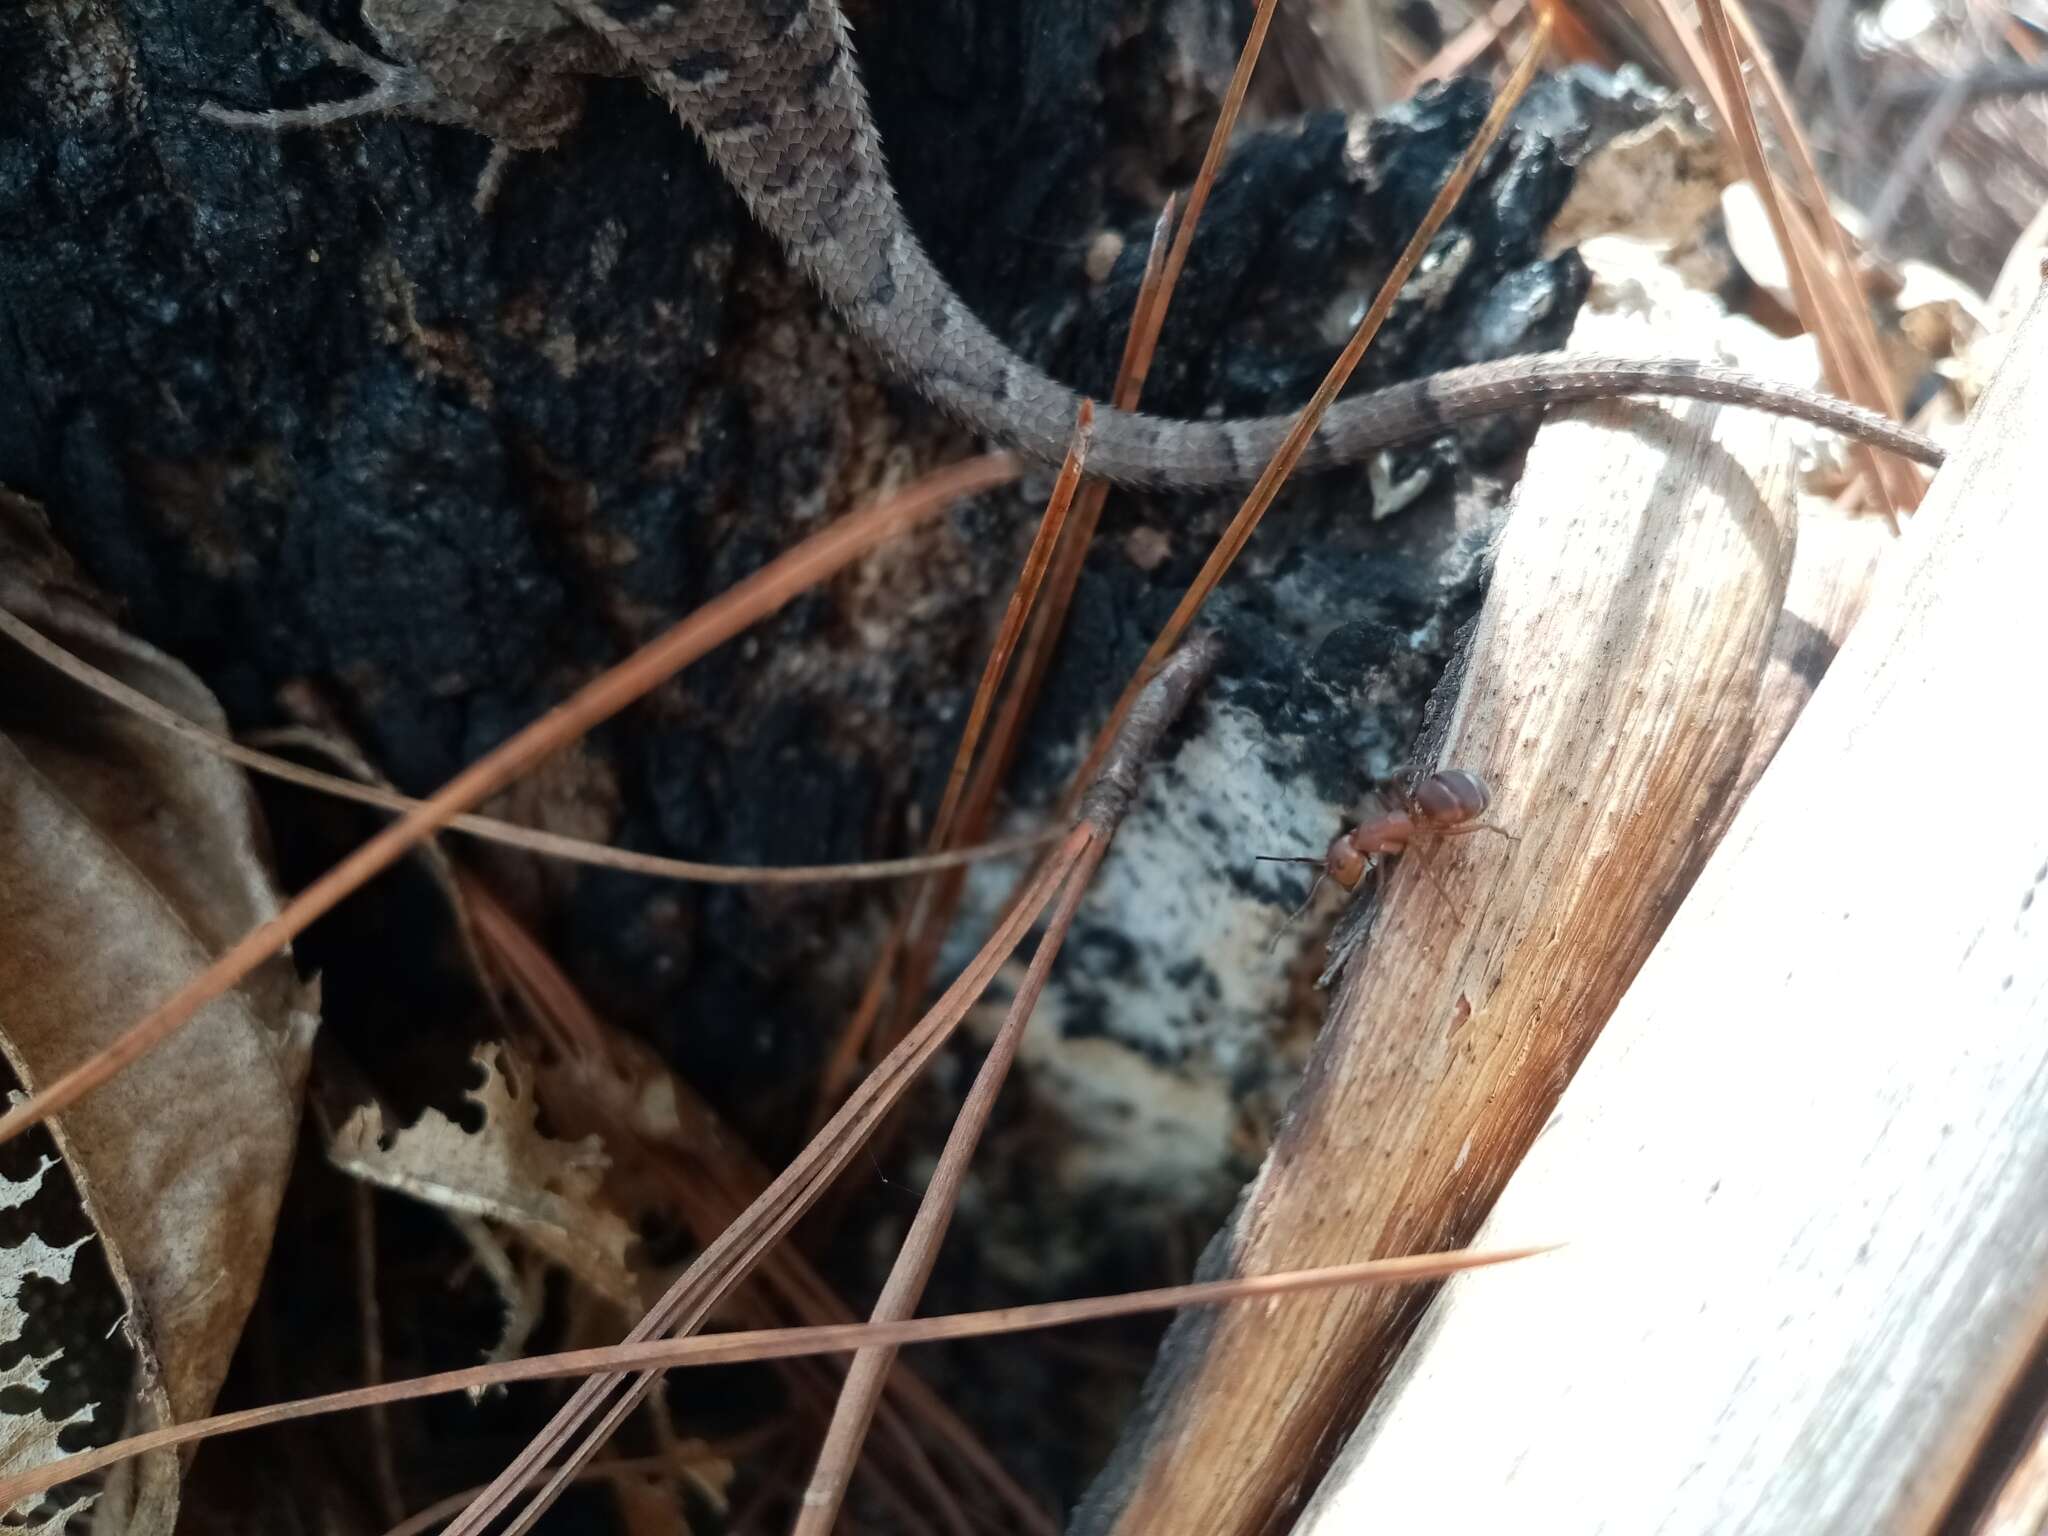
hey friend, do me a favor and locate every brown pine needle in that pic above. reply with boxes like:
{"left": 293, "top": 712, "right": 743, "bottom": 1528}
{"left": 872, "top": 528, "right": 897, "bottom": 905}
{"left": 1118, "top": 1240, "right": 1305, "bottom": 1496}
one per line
{"left": 870, "top": 197, "right": 1183, "bottom": 1079}
{"left": 921, "top": 405, "right": 1095, "bottom": 880}
{"left": 1691, "top": 0, "right": 1911, "bottom": 530}
{"left": 1123, "top": 0, "right": 1286, "bottom": 390}
{"left": 1613, "top": 0, "right": 1731, "bottom": 122}
{"left": 457, "top": 879, "right": 1057, "bottom": 1536}
{"left": 384, "top": 1442, "right": 769, "bottom": 1536}
{"left": 464, "top": 637, "right": 1220, "bottom": 1535}
{"left": 792, "top": 636, "right": 1222, "bottom": 1535}
{"left": 1060, "top": 11, "right": 1553, "bottom": 813}
{"left": 1404, "top": 0, "right": 1527, "bottom": 91}
{"left": 942, "top": 0, "right": 1282, "bottom": 861}
{"left": 876, "top": 0, "right": 1284, "bottom": 1073}
{"left": 801, "top": 822, "right": 1108, "bottom": 1535}
{"left": 0, "top": 1244, "right": 1556, "bottom": 1508}
{"left": 0, "top": 603, "right": 1057, "bottom": 886}
{"left": 353, "top": 1185, "right": 404, "bottom": 1527}
{"left": 1719, "top": 0, "right": 1919, "bottom": 524}
{"left": 809, "top": 406, "right": 1094, "bottom": 1122}
{"left": 1537, "top": 0, "right": 1613, "bottom": 70}
{"left": 0, "top": 452, "right": 1019, "bottom": 1150}
{"left": 448, "top": 829, "right": 1093, "bottom": 1536}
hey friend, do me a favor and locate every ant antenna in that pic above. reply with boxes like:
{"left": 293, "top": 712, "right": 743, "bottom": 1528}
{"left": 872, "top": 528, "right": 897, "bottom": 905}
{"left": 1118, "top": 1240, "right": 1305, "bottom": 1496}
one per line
{"left": 1258, "top": 863, "right": 1328, "bottom": 952}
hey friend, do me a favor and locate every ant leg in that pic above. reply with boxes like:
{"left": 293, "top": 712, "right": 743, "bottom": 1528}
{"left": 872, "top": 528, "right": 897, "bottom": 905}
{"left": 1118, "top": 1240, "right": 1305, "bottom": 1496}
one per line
{"left": 1402, "top": 841, "right": 1461, "bottom": 914}
{"left": 1439, "top": 820, "right": 1519, "bottom": 844}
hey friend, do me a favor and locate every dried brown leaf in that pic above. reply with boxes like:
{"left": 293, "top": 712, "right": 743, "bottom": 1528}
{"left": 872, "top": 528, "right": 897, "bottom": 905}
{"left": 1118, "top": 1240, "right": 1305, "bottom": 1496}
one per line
{"left": 329, "top": 1044, "right": 640, "bottom": 1310}
{"left": 0, "top": 498, "right": 319, "bottom": 1530}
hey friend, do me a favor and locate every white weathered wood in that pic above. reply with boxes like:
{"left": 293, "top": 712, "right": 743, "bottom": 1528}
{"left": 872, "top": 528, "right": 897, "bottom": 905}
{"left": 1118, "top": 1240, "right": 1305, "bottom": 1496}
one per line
{"left": 1293, "top": 280, "right": 2048, "bottom": 1535}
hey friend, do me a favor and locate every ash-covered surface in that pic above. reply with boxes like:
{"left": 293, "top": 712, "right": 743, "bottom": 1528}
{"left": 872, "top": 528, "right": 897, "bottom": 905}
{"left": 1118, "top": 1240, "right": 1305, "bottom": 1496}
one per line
{"left": 3, "top": 0, "right": 1654, "bottom": 1522}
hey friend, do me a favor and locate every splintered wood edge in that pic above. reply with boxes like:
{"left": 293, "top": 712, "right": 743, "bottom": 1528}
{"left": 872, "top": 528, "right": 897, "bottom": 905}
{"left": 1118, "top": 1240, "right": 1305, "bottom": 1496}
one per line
{"left": 1293, "top": 282, "right": 2048, "bottom": 1533}
{"left": 1080, "top": 311, "right": 1896, "bottom": 1532}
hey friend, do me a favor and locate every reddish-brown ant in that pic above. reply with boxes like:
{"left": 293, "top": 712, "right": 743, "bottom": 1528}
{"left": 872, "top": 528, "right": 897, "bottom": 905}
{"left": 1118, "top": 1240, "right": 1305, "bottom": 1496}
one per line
{"left": 1260, "top": 769, "right": 1514, "bottom": 934}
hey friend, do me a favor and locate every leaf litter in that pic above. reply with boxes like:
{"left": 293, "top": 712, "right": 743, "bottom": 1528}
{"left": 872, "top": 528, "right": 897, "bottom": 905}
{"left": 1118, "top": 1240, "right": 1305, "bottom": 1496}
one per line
{"left": 329, "top": 1044, "right": 641, "bottom": 1314}
{"left": 0, "top": 497, "right": 320, "bottom": 1531}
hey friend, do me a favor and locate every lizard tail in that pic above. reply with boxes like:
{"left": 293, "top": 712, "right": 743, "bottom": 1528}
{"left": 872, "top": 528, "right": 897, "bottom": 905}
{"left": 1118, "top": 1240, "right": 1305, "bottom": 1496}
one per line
{"left": 578, "top": 0, "right": 1944, "bottom": 489}
{"left": 890, "top": 351, "right": 1948, "bottom": 487}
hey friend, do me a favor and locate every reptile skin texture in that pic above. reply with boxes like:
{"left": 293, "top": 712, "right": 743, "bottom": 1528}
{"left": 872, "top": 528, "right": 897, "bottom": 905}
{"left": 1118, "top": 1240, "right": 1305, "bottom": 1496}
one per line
{"left": 206, "top": 0, "right": 1947, "bottom": 486}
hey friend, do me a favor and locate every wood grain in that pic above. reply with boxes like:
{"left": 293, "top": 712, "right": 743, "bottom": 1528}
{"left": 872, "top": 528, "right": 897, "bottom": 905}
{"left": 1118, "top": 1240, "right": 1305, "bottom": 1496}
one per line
{"left": 1080, "top": 256, "right": 1897, "bottom": 1536}
{"left": 1292, "top": 280, "right": 2048, "bottom": 1534}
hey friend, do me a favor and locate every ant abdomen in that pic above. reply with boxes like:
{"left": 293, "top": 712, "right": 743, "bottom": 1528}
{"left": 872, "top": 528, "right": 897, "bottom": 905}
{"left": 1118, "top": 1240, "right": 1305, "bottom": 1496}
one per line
{"left": 1413, "top": 768, "right": 1490, "bottom": 826}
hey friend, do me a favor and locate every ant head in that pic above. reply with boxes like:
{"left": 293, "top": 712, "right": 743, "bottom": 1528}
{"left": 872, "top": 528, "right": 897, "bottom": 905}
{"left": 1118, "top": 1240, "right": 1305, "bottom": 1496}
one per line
{"left": 1325, "top": 833, "right": 1366, "bottom": 890}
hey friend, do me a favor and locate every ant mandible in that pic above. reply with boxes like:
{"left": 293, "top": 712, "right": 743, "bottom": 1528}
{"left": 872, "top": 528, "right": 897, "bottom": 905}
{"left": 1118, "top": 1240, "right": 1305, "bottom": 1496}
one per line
{"left": 1260, "top": 768, "right": 1514, "bottom": 928}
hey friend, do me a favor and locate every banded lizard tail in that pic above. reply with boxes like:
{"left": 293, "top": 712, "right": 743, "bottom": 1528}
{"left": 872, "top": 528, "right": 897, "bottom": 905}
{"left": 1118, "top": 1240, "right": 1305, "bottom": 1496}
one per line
{"left": 206, "top": 0, "right": 1947, "bottom": 486}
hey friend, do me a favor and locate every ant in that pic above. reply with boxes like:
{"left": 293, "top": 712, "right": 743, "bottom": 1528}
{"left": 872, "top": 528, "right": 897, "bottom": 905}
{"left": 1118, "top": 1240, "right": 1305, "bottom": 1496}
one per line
{"left": 1259, "top": 768, "right": 1514, "bottom": 936}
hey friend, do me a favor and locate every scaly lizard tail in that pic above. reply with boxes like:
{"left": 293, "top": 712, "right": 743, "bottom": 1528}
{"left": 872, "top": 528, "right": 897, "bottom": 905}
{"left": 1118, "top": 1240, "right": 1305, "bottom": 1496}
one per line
{"left": 568, "top": 0, "right": 1942, "bottom": 485}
